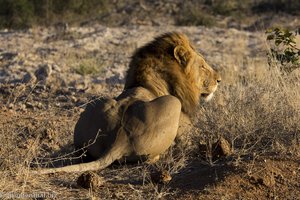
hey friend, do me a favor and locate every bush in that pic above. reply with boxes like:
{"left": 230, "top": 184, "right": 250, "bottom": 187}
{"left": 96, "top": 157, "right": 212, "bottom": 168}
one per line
{"left": 253, "top": 0, "right": 300, "bottom": 15}
{"left": 266, "top": 27, "right": 300, "bottom": 74}
{"left": 74, "top": 59, "right": 104, "bottom": 76}
{"left": 0, "top": 0, "right": 109, "bottom": 29}
{"left": 0, "top": 0, "right": 34, "bottom": 28}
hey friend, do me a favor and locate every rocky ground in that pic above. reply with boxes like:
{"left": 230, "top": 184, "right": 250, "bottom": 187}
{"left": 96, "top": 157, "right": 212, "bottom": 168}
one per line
{"left": 0, "top": 25, "right": 267, "bottom": 115}
{"left": 0, "top": 25, "right": 299, "bottom": 199}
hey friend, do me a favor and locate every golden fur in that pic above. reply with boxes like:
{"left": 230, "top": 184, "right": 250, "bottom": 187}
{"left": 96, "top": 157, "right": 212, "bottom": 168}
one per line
{"left": 125, "top": 32, "right": 221, "bottom": 114}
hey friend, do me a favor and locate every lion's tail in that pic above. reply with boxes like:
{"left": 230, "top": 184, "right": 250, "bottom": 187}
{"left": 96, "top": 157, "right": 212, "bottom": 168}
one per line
{"left": 32, "top": 133, "right": 128, "bottom": 174}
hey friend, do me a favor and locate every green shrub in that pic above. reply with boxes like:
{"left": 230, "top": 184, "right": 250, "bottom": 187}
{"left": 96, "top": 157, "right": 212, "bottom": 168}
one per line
{"left": 0, "top": 0, "right": 34, "bottom": 28}
{"left": 266, "top": 27, "right": 300, "bottom": 74}
{"left": 74, "top": 59, "right": 103, "bottom": 76}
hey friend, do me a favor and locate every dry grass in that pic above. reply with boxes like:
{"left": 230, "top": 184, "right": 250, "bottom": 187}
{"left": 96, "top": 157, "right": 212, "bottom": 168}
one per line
{"left": 196, "top": 64, "right": 300, "bottom": 157}
{"left": 0, "top": 37, "right": 300, "bottom": 199}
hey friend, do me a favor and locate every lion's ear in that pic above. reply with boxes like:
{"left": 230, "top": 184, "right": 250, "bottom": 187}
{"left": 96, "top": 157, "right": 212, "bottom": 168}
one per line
{"left": 174, "top": 45, "right": 191, "bottom": 68}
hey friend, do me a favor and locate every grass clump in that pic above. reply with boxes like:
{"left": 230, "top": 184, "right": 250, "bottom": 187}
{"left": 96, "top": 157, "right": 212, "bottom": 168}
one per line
{"left": 74, "top": 59, "right": 103, "bottom": 76}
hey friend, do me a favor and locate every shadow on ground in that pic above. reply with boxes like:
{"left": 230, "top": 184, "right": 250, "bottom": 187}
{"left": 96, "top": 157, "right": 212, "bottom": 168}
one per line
{"left": 169, "top": 160, "right": 240, "bottom": 191}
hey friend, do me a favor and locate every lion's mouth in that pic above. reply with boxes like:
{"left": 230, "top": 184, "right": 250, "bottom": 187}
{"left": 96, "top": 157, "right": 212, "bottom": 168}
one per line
{"left": 201, "top": 93, "right": 214, "bottom": 102}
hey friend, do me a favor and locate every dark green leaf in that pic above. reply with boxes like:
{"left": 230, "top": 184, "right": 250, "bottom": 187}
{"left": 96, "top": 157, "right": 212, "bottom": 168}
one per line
{"left": 275, "top": 39, "right": 282, "bottom": 46}
{"left": 267, "top": 35, "right": 274, "bottom": 40}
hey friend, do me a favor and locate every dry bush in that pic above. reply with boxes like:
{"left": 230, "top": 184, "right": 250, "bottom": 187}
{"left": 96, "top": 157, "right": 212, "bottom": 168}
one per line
{"left": 193, "top": 61, "right": 300, "bottom": 163}
{"left": 0, "top": 83, "right": 81, "bottom": 197}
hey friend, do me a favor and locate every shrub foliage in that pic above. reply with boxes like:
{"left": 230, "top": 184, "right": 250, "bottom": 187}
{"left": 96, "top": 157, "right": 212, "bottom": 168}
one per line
{"left": 266, "top": 27, "right": 300, "bottom": 73}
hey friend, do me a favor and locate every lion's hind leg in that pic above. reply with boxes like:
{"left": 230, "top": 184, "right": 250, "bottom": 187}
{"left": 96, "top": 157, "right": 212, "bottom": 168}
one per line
{"left": 123, "top": 95, "right": 182, "bottom": 161}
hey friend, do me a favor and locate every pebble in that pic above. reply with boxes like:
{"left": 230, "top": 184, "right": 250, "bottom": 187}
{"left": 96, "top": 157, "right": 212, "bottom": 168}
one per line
{"left": 77, "top": 172, "right": 105, "bottom": 189}
{"left": 8, "top": 103, "right": 14, "bottom": 109}
{"left": 34, "top": 64, "right": 52, "bottom": 81}
{"left": 150, "top": 169, "right": 172, "bottom": 184}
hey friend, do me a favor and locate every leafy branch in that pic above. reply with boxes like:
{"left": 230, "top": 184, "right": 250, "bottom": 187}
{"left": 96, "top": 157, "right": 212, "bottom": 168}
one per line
{"left": 266, "top": 27, "right": 300, "bottom": 73}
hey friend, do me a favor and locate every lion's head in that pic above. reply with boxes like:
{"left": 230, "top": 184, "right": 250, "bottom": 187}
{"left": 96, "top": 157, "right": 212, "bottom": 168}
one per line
{"left": 125, "top": 32, "right": 221, "bottom": 114}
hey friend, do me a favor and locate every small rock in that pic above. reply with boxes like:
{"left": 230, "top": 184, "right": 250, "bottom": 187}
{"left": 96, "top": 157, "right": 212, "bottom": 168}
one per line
{"left": 0, "top": 52, "right": 18, "bottom": 61}
{"left": 25, "top": 102, "right": 34, "bottom": 109}
{"left": 212, "top": 136, "right": 232, "bottom": 159}
{"left": 34, "top": 64, "right": 52, "bottom": 82}
{"left": 198, "top": 136, "right": 232, "bottom": 160}
{"left": 18, "top": 104, "right": 27, "bottom": 112}
{"left": 150, "top": 169, "right": 172, "bottom": 184}
{"left": 51, "top": 64, "right": 61, "bottom": 72}
{"left": 57, "top": 95, "right": 69, "bottom": 102}
{"left": 8, "top": 103, "right": 14, "bottom": 109}
{"left": 70, "top": 96, "right": 77, "bottom": 103}
{"left": 36, "top": 102, "right": 43, "bottom": 109}
{"left": 77, "top": 172, "right": 105, "bottom": 189}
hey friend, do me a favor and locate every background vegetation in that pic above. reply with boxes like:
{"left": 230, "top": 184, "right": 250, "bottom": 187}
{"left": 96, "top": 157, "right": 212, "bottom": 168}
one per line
{"left": 0, "top": 0, "right": 109, "bottom": 28}
{"left": 0, "top": 0, "right": 299, "bottom": 29}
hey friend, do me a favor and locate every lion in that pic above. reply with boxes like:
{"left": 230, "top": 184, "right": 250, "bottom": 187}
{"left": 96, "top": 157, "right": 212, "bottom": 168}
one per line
{"left": 35, "top": 32, "right": 221, "bottom": 174}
